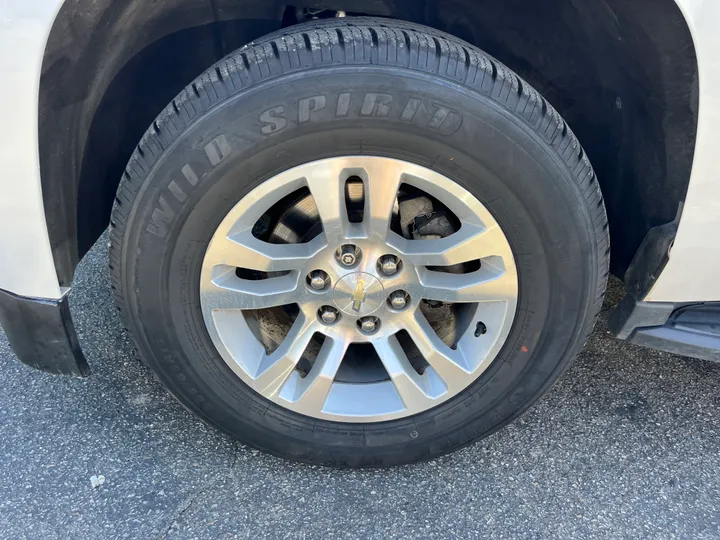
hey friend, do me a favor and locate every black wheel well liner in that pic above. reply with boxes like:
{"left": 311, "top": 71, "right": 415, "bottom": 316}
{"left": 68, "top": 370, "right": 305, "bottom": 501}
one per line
{"left": 39, "top": 0, "right": 698, "bottom": 285}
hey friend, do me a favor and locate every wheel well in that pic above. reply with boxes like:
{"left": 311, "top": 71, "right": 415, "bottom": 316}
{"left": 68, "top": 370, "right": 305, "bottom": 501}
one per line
{"left": 39, "top": 0, "right": 697, "bottom": 285}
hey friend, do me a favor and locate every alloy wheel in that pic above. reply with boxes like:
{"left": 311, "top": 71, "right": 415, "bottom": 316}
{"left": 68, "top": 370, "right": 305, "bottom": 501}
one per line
{"left": 200, "top": 156, "right": 518, "bottom": 422}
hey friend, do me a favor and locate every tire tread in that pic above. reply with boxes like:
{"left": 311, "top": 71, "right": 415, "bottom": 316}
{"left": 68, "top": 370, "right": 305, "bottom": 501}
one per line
{"left": 109, "top": 16, "right": 609, "bottom": 467}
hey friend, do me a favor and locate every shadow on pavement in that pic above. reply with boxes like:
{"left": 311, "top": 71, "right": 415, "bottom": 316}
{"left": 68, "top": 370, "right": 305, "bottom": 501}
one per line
{"left": 0, "top": 234, "right": 718, "bottom": 539}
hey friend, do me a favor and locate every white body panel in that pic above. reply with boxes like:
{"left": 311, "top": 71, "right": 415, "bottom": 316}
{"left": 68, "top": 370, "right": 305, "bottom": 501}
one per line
{"left": 0, "top": 0, "right": 64, "bottom": 299}
{"left": 646, "top": 0, "right": 720, "bottom": 302}
{"left": 0, "top": 0, "right": 714, "bottom": 302}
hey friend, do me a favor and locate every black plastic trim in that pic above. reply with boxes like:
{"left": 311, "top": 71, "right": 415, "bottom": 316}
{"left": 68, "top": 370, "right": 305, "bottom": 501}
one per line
{"left": 608, "top": 294, "right": 675, "bottom": 339}
{"left": 629, "top": 325, "right": 720, "bottom": 362}
{"left": 626, "top": 305, "right": 720, "bottom": 362}
{"left": 624, "top": 208, "right": 681, "bottom": 301}
{"left": 604, "top": 206, "right": 720, "bottom": 362}
{"left": 0, "top": 288, "right": 89, "bottom": 377}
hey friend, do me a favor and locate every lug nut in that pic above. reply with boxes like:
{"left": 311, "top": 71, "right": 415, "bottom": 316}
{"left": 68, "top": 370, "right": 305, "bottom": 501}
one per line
{"left": 389, "top": 290, "right": 409, "bottom": 310}
{"left": 308, "top": 270, "right": 329, "bottom": 291}
{"left": 336, "top": 244, "right": 361, "bottom": 267}
{"left": 358, "top": 316, "right": 380, "bottom": 335}
{"left": 319, "top": 306, "right": 339, "bottom": 324}
{"left": 379, "top": 255, "right": 400, "bottom": 276}
{"left": 342, "top": 253, "right": 356, "bottom": 265}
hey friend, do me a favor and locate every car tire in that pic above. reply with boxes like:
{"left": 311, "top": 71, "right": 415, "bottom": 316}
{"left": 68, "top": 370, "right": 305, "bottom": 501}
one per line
{"left": 109, "top": 17, "right": 609, "bottom": 467}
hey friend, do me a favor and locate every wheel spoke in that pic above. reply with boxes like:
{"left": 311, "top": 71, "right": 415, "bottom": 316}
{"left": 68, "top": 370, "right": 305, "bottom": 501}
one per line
{"left": 278, "top": 336, "right": 349, "bottom": 413}
{"left": 205, "top": 230, "right": 325, "bottom": 272}
{"left": 388, "top": 224, "right": 511, "bottom": 266}
{"left": 363, "top": 161, "right": 403, "bottom": 241}
{"left": 202, "top": 268, "right": 301, "bottom": 310}
{"left": 404, "top": 310, "right": 471, "bottom": 387}
{"left": 251, "top": 315, "right": 317, "bottom": 397}
{"left": 306, "top": 165, "right": 350, "bottom": 243}
{"left": 419, "top": 263, "right": 517, "bottom": 303}
{"left": 373, "top": 335, "right": 447, "bottom": 409}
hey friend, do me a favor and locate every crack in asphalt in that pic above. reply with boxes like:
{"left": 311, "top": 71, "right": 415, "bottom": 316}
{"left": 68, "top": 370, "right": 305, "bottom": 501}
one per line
{"left": 157, "top": 443, "right": 241, "bottom": 539}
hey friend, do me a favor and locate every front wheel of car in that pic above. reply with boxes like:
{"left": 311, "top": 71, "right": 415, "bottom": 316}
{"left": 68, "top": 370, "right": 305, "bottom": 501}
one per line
{"left": 109, "top": 18, "right": 609, "bottom": 467}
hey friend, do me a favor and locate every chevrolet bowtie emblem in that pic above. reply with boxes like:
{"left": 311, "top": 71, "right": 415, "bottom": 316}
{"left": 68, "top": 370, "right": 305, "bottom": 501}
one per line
{"left": 351, "top": 277, "right": 367, "bottom": 312}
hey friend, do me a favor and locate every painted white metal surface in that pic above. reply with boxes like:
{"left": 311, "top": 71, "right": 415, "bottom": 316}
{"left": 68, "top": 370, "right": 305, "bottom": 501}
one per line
{"left": 0, "top": 0, "right": 64, "bottom": 299}
{"left": 646, "top": 0, "right": 720, "bottom": 302}
{"left": 0, "top": 0, "right": 715, "bottom": 302}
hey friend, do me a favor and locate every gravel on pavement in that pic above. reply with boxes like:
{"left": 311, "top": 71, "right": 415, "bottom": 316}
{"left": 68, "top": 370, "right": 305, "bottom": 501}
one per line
{"left": 1, "top": 234, "right": 719, "bottom": 539}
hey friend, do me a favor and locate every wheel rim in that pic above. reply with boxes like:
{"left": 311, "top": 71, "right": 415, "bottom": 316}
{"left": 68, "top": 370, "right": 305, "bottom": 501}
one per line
{"left": 200, "top": 156, "right": 518, "bottom": 422}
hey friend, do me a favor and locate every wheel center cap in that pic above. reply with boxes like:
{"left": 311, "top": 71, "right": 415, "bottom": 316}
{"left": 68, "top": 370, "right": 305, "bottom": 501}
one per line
{"left": 333, "top": 272, "right": 385, "bottom": 316}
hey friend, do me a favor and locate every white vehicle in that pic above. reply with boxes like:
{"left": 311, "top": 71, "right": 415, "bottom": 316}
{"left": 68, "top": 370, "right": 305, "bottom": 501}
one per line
{"left": 0, "top": 1, "right": 717, "bottom": 467}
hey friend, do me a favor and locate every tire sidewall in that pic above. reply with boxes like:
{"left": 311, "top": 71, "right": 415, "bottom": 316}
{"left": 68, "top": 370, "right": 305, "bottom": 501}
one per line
{"left": 120, "top": 67, "right": 597, "bottom": 465}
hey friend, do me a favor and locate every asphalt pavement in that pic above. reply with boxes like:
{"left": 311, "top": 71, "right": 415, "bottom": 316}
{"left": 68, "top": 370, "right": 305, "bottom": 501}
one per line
{"left": 1, "top": 234, "right": 720, "bottom": 539}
